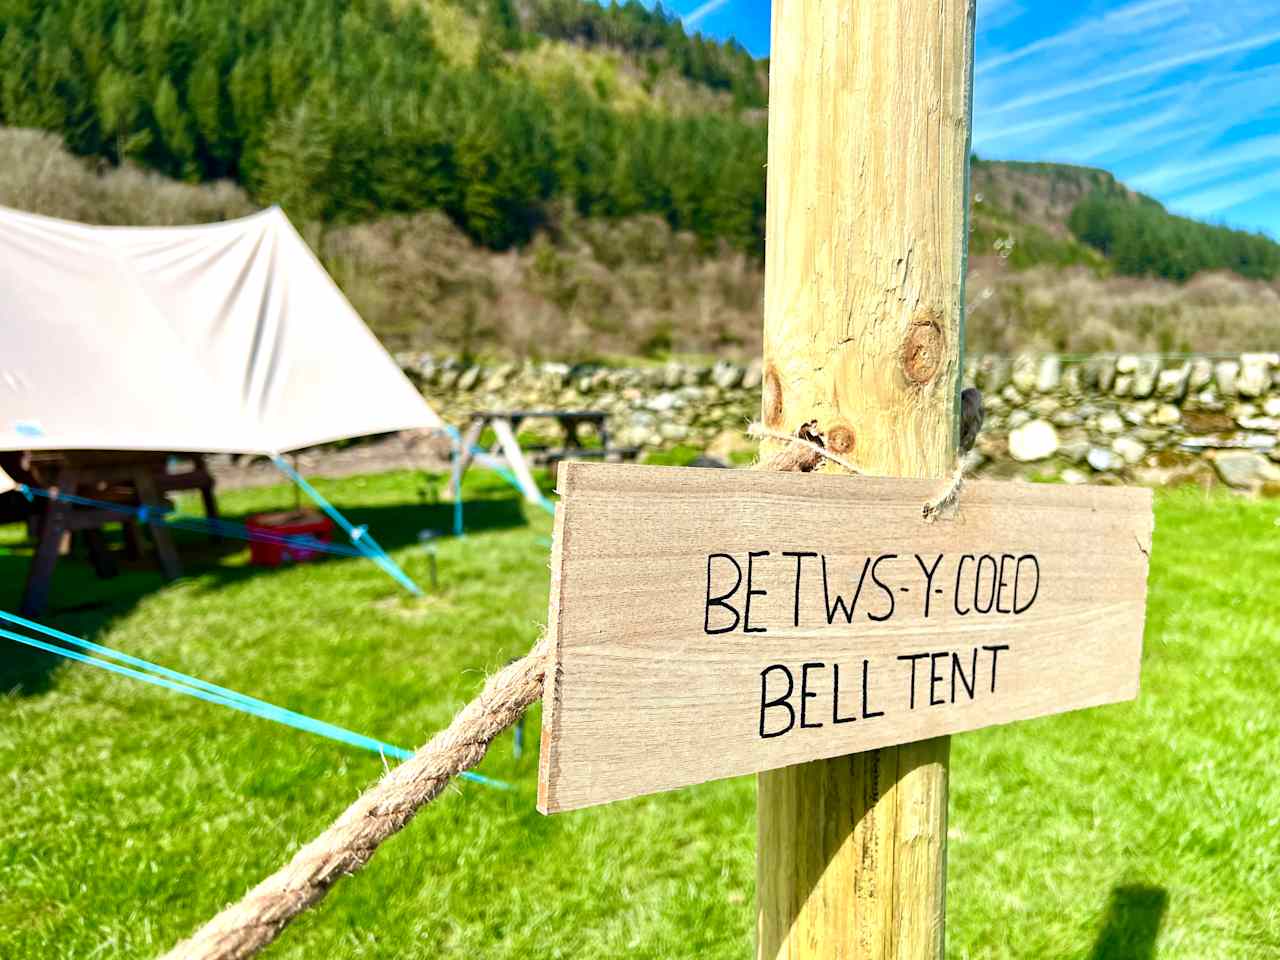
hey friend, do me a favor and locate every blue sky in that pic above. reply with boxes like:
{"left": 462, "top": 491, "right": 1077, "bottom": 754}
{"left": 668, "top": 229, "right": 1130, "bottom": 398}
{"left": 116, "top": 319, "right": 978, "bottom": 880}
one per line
{"left": 645, "top": 0, "right": 1280, "bottom": 238}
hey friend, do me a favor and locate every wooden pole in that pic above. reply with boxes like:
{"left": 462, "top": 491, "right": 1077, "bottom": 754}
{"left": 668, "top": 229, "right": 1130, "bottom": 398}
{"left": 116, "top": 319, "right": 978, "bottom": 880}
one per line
{"left": 756, "top": 2, "right": 976, "bottom": 958}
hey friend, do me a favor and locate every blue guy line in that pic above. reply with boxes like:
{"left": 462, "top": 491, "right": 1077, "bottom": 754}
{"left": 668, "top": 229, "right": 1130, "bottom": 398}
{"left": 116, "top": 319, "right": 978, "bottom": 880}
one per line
{"left": 269, "top": 457, "right": 424, "bottom": 597}
{"left": 450, "top": 445, "right": 465, "bottom": 538}
{"left": 17, "top": 484, "right": 367, "bottom": 559}
{"left": 0, "top": 611, "right": 509, "bottom": 788}
{"left": 441, "top": 424, "right": 557, "bottom": 519}
{"left": 163, "top": 515, "right": 365, "bottom": 557}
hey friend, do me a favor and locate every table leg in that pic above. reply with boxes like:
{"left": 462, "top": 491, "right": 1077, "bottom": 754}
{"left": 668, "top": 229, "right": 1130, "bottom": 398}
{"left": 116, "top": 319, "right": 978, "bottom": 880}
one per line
{"left": 195, "top": 457, "right": 222, "bottom": 543}
{"left": 450, "top": 419, "right": 485, "bottom": 502}
{"left": 133, "top": 472, "right": 181, "bottom": 581}
{"left": 21, "top": 483, "right": 74, "bottom": 618}
{"left": 122, "top": 522, "right": 144, "bottom": 561}
{"left": 563, "top": 417, "right": 582, "bottom": 449}
{"left": 83, "top": 529, "right": 119, "bottom": 579}
{"left": 491, "top": 418, "right": 543, "bottom": 505}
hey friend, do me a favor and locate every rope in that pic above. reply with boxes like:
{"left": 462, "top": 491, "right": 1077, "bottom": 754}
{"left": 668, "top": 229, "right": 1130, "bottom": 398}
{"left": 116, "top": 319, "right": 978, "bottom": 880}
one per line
{"left": 152, "top": 407, "right": 979, "bottom": 957}
{"left": 269, "top": 457, "right": 424, "bottom": 596}
{"left": 747, "top": 422, "right": 862, "bottom": 474}
{"left": 17, "top": 484, "right": 367, "bottom": 558}
{"left": 19, "top": 477, "right": 423, "bottom": 594}
{"left": 750, "top": 383, "right": 984, "bottom": 522}
{"left": 0, "top": 611, "right": 507, "bottom": 789}
{"left": 921, "top": 463, "right": 967, "bottom": 522}
{"left": 922, "top": 386, "right": 986, "bottom": 522}
{"left": 160, "top": 640, "right": 549, "bottom": 960}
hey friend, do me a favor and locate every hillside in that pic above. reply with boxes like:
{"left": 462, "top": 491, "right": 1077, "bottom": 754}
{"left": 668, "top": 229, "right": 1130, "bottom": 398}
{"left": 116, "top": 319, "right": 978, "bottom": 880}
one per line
{"left": 0, "top": 0, "right": 1277, "bottom": 358}
{"left": 5, "top": 127, "right": 1277, "bottom": 360}
{"left": 963, "top": 160, "right": 1280, "bottom": 353}
{"left": 0, "top": 0, "right": 767, "bottom": 252}
{"left": 969, "top": 160, "right": 1280, "bottom": 282}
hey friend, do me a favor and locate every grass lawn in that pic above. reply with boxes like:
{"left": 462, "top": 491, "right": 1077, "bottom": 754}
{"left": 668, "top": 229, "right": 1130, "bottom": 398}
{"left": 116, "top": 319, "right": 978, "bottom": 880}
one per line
{"left": 1, "top": 472, "right": 1277, "bottom": 959}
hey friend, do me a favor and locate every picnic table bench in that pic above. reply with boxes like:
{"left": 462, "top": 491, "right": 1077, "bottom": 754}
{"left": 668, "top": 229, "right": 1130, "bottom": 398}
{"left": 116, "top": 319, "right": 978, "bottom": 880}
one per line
{"left": 5, "top": 450, "right": 221, "bottom": 618}
{"left": 449, "top": 410, "right": 640, "bottom": 505}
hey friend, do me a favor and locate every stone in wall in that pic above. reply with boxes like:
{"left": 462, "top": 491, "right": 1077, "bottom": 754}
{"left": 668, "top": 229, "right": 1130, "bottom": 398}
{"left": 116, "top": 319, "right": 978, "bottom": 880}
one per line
{"left": 1009, "top": 420, "right": 1058, "bottom": 461}
{"left": 1238, "top": 354, "right": 1278, "bottom": 398}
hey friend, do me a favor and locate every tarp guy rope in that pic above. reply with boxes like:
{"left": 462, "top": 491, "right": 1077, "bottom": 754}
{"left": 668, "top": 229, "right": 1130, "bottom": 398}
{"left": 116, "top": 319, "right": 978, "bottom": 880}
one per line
{"left": 17, "top": 484, "right": 366, "bottom": 557}
{"left": 0, "top": 611, "right": 508, "bottom": 789}
{"left": 18, "top": 479, "right": 424, "bottom": 595}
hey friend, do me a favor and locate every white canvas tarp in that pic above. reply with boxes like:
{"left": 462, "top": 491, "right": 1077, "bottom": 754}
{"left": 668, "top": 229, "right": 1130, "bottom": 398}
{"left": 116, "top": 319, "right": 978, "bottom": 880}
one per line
{"left": 0, "top": 205, "right": 440, "bottom": 455}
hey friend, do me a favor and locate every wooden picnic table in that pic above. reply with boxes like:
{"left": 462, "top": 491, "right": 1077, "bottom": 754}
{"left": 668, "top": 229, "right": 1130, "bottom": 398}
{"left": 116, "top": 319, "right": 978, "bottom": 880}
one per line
{"left": 5, "top": 450, "right": 221, "bottom": 618}
{"left": 449, "top": 410, "right": 639, "bottom": 505}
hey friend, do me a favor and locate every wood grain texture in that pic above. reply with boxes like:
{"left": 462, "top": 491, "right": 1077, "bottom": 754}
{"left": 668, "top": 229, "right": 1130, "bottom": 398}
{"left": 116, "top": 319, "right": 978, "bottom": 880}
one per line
{"left": 760, "top": 0, "right": 977, "bottom": 477}
{"left": 537, "top": 463, "right": 1153, "bottom": 815}
{"left": 757, "top": 0, "right": 977, "bottom": 955}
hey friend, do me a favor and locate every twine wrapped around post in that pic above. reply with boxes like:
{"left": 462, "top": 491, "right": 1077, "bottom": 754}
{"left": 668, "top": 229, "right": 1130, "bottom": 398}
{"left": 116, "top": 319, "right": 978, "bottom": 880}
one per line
{"left": 748, "top": 421, "right": 861, "bottom": 474}
{"left": 161, "top": 641, "right": 549, "bottom": 960}
{"left": 750, "top": 386, "right": 985, "bottom": 520}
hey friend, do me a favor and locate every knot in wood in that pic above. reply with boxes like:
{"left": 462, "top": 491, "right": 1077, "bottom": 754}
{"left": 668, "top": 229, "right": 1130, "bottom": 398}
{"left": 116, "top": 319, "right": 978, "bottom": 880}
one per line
{"left": 902, "top": 313, "right": 945, "bottom": 385}
{"left": 825, "top": 422, "right": 856, "bottom": 456}
{"left": 762, "top": 365, "right": 784, "bottom": 427}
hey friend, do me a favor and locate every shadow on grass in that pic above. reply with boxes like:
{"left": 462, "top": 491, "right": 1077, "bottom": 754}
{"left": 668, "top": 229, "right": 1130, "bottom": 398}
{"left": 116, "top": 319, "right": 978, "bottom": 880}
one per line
{"left": 754, "top": 759, "right": 1169, "bottom": 960}
{"left": 0, "top": 495, "right": 531, "bottom": 697}
{"left": 1087, "top": 884, "right": 1168, "bottom": 960}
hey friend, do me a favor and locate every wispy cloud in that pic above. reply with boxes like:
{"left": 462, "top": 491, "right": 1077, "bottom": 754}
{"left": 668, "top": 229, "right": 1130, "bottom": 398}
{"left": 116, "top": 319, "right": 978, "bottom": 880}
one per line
{"left": 1172, "top": 168, "right": 1280, "bottom": 219}
{"left": 978, "top": 0, "right": 1024, "bottom": 33}
{"left": 683, "top": 0, "right": 732, "bottom": 28}
{"left": 977, "top": 0, "right": 1188, "bottom": 78}
{"left": 985, "top": 31, "right": 1280, "bottom": 117}
{"left": 1130, "top": 133, "right": 1280, "bottom": 194}
{"left": 977, "top": 83, "right": 1181, "bottom": 145}
{"left": 974, "top": 1, "right": 1280, "bottom": 235}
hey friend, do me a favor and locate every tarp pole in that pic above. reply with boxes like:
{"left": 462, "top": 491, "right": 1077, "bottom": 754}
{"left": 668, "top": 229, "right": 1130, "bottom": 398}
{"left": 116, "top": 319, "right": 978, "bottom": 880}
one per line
{"left": 449, "top": 434, "right": 465, "bottom": 537}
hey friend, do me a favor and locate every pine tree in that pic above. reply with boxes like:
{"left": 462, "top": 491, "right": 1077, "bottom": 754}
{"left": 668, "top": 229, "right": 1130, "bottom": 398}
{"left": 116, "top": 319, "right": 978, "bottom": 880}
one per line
{"left": 188, "top": 52, "right": 228, "bottom": 169}
{"left": 152, "top": 75, "right": 195, "bottom": 174}
{"left": 96, "top": 65, "right": 150, "bottom": 162}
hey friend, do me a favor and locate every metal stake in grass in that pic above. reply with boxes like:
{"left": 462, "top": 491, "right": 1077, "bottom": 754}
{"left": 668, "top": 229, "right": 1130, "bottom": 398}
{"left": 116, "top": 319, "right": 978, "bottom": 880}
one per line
{"left": 417, "top": 530, "right": 440, "bottom": 590}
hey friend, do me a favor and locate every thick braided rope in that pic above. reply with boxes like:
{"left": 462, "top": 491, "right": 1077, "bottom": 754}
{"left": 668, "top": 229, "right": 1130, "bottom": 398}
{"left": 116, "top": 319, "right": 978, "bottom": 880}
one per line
{"left": 161, "top": 640, "right": 550, "bottom": 960}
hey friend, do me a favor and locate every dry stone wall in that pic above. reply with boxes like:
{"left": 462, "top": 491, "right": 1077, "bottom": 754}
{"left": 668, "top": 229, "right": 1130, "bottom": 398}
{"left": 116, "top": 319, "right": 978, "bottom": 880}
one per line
{"left": 402, "top": 353, "right": 1280, "bottom": 494}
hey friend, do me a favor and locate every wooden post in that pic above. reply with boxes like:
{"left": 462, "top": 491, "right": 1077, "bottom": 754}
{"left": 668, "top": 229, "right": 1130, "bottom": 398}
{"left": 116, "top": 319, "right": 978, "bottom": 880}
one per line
{"left": 756, "top": 1, "right": 976, "bottom": 958}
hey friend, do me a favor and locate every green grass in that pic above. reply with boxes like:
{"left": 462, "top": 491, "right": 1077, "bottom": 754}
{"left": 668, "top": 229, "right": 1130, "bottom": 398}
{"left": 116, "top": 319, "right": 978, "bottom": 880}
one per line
{"left": 1, "top": 476, "right": 1277, "bottom": 958}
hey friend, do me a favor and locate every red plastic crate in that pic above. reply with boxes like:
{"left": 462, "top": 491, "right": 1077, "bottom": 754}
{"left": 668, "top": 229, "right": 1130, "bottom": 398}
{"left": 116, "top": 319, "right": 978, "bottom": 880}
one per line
{"left": 245, "top": 510, "right": 334, "bottom": 567}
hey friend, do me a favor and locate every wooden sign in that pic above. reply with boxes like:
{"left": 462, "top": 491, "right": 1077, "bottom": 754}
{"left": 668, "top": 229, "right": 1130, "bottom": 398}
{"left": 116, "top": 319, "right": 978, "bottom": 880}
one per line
{"left": 537, "top": 462, "right": 1153, "bottom": 813}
